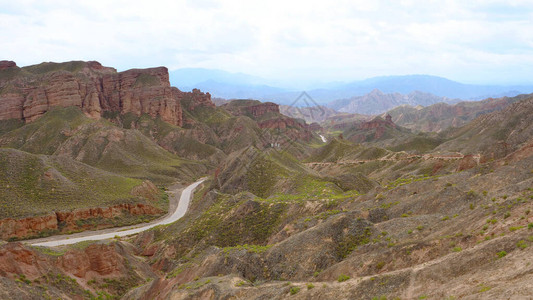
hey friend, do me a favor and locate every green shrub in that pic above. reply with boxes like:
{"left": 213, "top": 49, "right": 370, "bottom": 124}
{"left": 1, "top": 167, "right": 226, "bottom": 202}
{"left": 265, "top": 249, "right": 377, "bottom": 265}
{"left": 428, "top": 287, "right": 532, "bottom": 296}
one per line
{"left": 509, "top": 226, "right": 523, "bottom": 232}
{"left": 337, "top": 274, "right": 350, "bottom": 282}
{"left": 376, "top": 261, "right": 385, "bottom": 269}
{"left": 307, "top": 283, "right": 315, "bottom": 290}
{"left": 517, "top": 240, "right": 527, "bottom": 249}
{"left": 479, "top": 284, "right": 491, "bottom": 292}
{"left": 452, "top": 247, "right": 462, "bottom": 252}
{"left": 290, "top": 287, "right": 300, "bottom": 295}
{"left": 496, "top": 251, "right": 507, "bottom": 258}
{"left": 528, "top": 223, "right": 533, "bottom": 229}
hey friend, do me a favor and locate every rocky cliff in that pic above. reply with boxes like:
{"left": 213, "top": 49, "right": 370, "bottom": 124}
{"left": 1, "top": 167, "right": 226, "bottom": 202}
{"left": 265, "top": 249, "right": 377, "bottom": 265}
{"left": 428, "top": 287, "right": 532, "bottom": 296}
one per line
{"left": 0, "top": 203, "right": 162, "bottom": 240}
{"left": 0, "top": 60, "right": 213, "bottom": 126}
{"left": 0, "top": 241, "right": 156, "bottom": 299}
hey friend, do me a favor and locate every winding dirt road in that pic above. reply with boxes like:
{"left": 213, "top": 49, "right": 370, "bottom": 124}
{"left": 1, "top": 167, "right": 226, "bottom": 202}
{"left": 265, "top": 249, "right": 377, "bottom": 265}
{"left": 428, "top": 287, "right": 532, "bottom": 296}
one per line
{"left": 26, "top": 178, "right": 206, "bottom": 247}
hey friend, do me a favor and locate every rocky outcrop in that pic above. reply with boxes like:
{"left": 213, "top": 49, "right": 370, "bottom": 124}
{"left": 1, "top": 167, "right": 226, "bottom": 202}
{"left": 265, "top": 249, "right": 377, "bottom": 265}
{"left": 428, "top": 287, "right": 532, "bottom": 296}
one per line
{"left": 359, "top": 116, "right": 395, "bottom": 131}
{"left": 58, "top": 243, "right": 125, "bottom": 278}
{"left": 179, "top": 88, "right": 215, "bottom": 111}
{"left": 0, "top": 214, "right": 58, "bottom": 241}
{"left": 0, "top": 203, "right": 162, "bottom": 240}
{"left": 347, "top": 116, "right": 396, "bottom": 142}
{"left": 246, "top": 102, "right": 279, "bottom": 117}
{"left": 306, "top": 122, "right": 322, "bottom": 131}
{"left": 0, "top": 60, "right": 215, "bottom": 126}
{"left": 0, "top": 60, "right": 17, "bottom": 70}
{"left": 0, "top": 242, "right": 124, "bottom": 279}
{"left": 222, "top": 100, "right": 279, "bottom": 118}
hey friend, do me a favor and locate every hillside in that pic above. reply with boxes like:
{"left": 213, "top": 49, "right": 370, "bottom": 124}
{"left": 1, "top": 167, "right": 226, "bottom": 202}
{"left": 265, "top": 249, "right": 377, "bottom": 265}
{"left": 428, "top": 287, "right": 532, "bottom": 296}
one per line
{"left": 0, "top": 107, "right": 204, "bottom": 184}
{"left": 436, "top": 94, "right": 533, "bottom": 160}
{"left": 387, "top": 94, "right": 528, "bottom": 132}
{"left": 0, "top": 61, "right": 532, "bottom": 300}
{"left": 0, "top": 61, "right": 321, "bottom": 243}
{"left": 120, "top": 95, "right": 533, "bottom": 299}
{"left": 0, "top": 148, "right": 165, "bottom": 240}
{"left": 328, "top": 89, "right": 458, "bottom": 115}
{"left": 279, "top": 104, "right": 338, "bottom": 124}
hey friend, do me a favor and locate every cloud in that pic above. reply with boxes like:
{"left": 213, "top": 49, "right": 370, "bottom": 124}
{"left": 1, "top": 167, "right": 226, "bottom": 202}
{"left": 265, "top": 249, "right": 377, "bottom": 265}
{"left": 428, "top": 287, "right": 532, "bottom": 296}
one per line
{"left": 0, "top": 0, "right": 532, "bottom": 84}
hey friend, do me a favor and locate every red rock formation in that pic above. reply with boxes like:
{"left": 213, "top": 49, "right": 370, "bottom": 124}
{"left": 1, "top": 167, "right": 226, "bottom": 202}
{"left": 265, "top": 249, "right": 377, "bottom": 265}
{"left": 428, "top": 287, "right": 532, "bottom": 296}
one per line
{"left": 0, "top": 60, "right": 17, "bottom": 70}
{"left": 84, "top": 244, "right": 125, "bottom": 276}
{"left": 0, "top": 214, "right": 58, "bottom": 241}
{"left": 179, "top": 88, "right": 215, "bottom": 111}
{"left": 0, "top": 61, "right": 215, "bottom": 127}
{"left": 246, "top": 102, "right": 279, "bottom": 117}
{"left": 456, "top": 154, "right": 479, "bottom": 171}
{"left": 0, "top": 203, "right": 162, "bottom": 240}
{"left": 258, "top": 117, "right": 302, "bottom": 130}
{"left": 306, "top": 122, "right": 322, "bottom": 131}
{"left": 0, "top": 243, "right": 53, "bottom": 280}
{"left": 0, "top": 242, "right": 126, "bottom": 280}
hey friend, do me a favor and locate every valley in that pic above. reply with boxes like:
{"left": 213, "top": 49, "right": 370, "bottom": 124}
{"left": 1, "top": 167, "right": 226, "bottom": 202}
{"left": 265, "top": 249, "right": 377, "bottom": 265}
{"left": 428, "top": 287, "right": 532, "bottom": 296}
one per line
{"left": 0, "top": 60, "right": 532, "bottom": 299}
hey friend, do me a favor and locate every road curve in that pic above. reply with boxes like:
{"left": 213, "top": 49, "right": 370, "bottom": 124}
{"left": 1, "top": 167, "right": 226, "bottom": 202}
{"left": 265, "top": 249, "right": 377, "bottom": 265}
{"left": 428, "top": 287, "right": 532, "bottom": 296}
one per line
{"left": 28, "top": 178, "right": 206, "bottom": 247}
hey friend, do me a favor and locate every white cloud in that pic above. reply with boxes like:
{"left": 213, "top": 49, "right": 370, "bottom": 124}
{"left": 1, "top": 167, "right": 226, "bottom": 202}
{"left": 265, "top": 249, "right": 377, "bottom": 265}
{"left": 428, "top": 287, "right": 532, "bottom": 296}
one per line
{"left": 0, "top": 0, "right": 532, "bottom": 84}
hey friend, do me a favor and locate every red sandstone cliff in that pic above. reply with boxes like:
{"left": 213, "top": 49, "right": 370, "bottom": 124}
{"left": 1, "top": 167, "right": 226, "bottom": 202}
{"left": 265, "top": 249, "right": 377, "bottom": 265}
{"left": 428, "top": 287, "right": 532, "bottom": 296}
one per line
{"left": 0, "top": 203, "right": 162, "bottom": 240}
{"left": 0, "top": 60, "right": 213, "bottom": 126}
{"left": 246, "top": 102, "right": 279, "bottom": 117}
{"left": 0, "top": 242, "right": 127, "bottom": 281}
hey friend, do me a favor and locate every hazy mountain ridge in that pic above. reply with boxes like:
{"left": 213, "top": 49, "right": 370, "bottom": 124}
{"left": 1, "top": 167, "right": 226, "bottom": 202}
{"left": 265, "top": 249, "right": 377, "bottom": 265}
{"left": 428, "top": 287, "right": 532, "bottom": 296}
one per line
{"left": 387, "top": 94, "right": 527, "bottom": 132}
{"left": 328, "top": 89, "right": 459, "bottom": 115}
{"left": 169, "top": 69, "right": 533, "bottom": 104}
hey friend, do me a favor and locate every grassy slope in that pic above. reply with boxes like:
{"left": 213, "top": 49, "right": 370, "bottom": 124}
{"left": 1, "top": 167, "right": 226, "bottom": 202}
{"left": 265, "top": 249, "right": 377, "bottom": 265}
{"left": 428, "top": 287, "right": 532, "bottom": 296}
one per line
{"left": 0, "top": 107, "right": 205, "bottom": 184}
{"left": 129, "top": 115, "right": 533, "bottom": 299}
{"left": 437, "top": 95, "right": 533, "bottom": 157}
{"left": 0, "top": 148, "right": 163, "bottom": 219}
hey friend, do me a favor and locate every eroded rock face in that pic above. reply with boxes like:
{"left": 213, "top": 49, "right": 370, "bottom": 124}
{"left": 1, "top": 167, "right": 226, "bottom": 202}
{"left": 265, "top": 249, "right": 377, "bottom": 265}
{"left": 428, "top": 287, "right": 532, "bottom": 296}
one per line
{"left": 0, "top": 242, "right": 124, "bottom": 279}
{"left": 0, "top": 60, "right": 17, "bottom": 70}
{"left": 0, "top": 214, "right": 58, "bottom": 241}
{"left": 0, "top": 203, "right": 162, "bottom": 240}
{"left": 246, "top": 102, "right": 279, "bottom": 117}
{"left": 0, "top": 61, "right": 214, "bottom": 126}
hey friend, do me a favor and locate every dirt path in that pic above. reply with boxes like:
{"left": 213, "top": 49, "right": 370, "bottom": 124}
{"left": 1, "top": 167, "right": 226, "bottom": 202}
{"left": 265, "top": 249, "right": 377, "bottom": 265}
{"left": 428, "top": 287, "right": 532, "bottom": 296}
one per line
{"left": 26, "top": 178, "right": 206, "bottom": 247}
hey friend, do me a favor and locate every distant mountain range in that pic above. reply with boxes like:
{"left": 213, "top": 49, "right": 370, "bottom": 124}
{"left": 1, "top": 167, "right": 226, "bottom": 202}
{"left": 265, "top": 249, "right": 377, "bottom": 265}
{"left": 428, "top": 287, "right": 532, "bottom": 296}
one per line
{"left": 169, "top": 68, "right": 288, "bottom": 100}
{"left": 328, "top": 89, "right": 461, "bottom": 115}
{"left": 169, "top": 69, "right": 533, "bottom": 105}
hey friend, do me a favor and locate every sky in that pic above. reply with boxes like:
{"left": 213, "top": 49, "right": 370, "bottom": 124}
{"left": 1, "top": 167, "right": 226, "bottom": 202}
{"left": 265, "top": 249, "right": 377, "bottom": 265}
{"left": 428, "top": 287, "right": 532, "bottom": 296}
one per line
{"left": 1, "top": 0, "right": 533, "bottom": 85}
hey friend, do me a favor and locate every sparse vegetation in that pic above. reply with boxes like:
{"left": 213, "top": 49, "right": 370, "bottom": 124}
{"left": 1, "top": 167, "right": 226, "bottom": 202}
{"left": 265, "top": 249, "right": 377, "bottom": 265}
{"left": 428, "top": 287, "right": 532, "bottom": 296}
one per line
{"left": 497, "top": 251, "right": 507, "bottom": 258}
{"left": 337, "top": 274, "right": 350, "bottom": 282}
{"left": 289, "top": 286, "right": 301, "bottom": 295}
{"left": 517, "top": 240, "right": 528, "bottom": 249}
